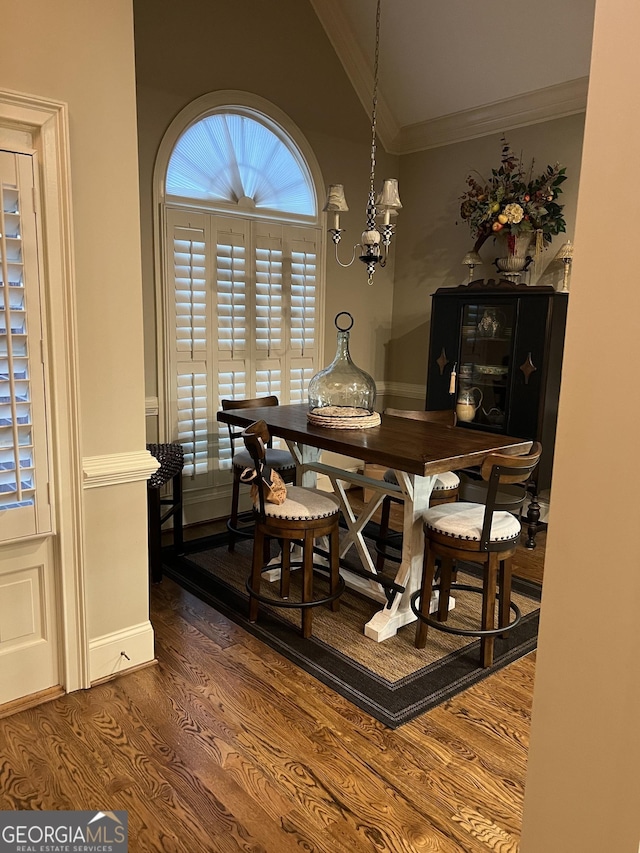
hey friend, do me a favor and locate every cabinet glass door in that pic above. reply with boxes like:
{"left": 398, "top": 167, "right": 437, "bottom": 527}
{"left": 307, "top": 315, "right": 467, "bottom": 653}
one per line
{"left": 458, "top": 302, "right": 516, "bottom": 430}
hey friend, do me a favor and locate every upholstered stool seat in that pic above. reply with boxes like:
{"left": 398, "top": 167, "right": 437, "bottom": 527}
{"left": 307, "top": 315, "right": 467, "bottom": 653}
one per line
{"left": 422, "top": 501, "right": 521, "bottom": 542}
{"left": 383, "top": 466, "right": 460, "bottom": 494}
{"left": 256, "top": 485, "right": 341, "bottom": 521}
{"left": 242, "top": 420, "right": 344, "bottom": 639}
{"left": 146, "top": 442, "right": 184, "bottom": 583}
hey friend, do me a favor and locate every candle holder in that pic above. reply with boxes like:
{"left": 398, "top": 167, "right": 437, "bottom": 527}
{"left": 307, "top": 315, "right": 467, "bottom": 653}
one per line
{"left": 554, "top": 240, "right": 573, "bottom": 292}
{"left": 462, "top": 250, "right": 483, "bottom": 282}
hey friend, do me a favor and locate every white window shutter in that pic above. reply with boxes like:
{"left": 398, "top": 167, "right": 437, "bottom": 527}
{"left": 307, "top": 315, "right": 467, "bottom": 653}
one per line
{"left": 284, "top": 227, "right": 319, "bottom": 403}
{"left": 174, "top": 230, "right": 206, "bottom": 355}
{"left": 289, "top": 359, "right": 316, "bottom": 405}
{"left": 215, "top": 226, "right": 247, "bottom": 357}
{"left": 288, "top": 232, "right": 317, "bottom": 357}
{"left": 212, "top": 219, "right": 251, "bottom": 469}
{"left": 176, "top": 370, "right": 209, "bottom": 477}
{"left": 216, "top": 360, "right": 248, "bottom": 470}
{"left": 164, "top": 210, "right": 322, "bottom": 503}
{"left": 166, "top": 211, "right": 212, "bottom": 483}
{"left": 0, "top": 151, "right": 51, "bottom": 541}
{"left": 254, "top": 227, "right": 284, "bottom": 357}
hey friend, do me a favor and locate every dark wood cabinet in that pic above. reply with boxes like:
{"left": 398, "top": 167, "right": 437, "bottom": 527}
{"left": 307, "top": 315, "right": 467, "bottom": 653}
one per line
{"left": 426, "top": 279, "right": 568, "bottom": 505}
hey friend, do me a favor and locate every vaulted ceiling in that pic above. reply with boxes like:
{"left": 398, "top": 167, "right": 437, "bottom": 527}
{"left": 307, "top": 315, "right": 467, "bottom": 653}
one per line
{"left": 311, "top": 0, "right": 596, "bottom": 153}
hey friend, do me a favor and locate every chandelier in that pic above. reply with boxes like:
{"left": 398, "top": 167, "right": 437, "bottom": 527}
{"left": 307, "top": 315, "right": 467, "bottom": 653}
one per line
{"left": 322, "top": 0, "right": 401, "bottom": 286}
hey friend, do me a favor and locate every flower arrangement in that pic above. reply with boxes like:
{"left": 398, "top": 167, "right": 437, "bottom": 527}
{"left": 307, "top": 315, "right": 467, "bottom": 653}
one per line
{"left": 459, "top": 137, "right": 567, "bottom": 255}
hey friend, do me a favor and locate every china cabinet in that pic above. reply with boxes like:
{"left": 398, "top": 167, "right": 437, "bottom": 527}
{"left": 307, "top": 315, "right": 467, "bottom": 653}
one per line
{"left": 426, "top": 279, "right": 568, "bottom": 544}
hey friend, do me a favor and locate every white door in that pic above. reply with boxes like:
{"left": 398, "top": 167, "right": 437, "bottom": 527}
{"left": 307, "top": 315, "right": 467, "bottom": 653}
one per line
{"left": 0, "top": 149, "right": 58, "bottom": 704}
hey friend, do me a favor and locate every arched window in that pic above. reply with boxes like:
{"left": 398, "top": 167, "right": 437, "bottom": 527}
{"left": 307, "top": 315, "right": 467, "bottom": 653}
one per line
{"left": 154, "top": 93, "right": 325, "bottom": 523}
{"left": 166, "top": 112, "right": 315, "bottom": 215}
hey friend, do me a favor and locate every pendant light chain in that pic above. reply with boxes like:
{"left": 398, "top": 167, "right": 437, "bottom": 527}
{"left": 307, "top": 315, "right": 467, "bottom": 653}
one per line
{"left": 369, "top": 0, "right": 381, "bottom": 194}
{"left": 366, "top": 0, "right": 381, "bottom": 234}
{"left": 321, "top": 0, "right": 401, "bottom": 286}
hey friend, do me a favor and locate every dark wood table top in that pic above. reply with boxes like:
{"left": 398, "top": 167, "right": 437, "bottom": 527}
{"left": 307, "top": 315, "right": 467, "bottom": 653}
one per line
{"left": 217, "top": 404, "right": 533, "bottom": 477}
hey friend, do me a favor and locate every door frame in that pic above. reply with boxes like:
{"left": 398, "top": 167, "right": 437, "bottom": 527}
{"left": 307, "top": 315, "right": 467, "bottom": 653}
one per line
{"left": 0, "top": 89, "right": 89, "bottom": 693}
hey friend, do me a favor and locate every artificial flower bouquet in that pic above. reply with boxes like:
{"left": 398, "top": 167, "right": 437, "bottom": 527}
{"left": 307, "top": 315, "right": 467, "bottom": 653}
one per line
{"left": 459, "top": 137, "right": 568, "bottom": 256}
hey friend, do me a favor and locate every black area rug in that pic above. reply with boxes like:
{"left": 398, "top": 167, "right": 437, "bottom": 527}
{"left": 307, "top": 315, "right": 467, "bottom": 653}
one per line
{"left": 161, "top": 532, "right": 541, "bottom": 728}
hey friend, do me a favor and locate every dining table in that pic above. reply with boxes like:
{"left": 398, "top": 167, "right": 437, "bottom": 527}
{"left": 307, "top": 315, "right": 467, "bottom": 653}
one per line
{"left": 216, "top": 403, "right": 533, "bottom": 642}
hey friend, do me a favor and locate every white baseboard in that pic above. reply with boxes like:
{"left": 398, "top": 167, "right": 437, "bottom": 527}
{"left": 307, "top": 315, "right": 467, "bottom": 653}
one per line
{"left": 378, "top": 381, "right": 424, "bottom": 401}
{"left": 89, "top": 621, "right": 155, "bottom": 683}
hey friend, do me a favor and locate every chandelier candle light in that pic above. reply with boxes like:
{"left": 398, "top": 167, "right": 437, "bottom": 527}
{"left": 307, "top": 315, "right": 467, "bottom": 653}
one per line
{"left": 323, "top": 0, "right": 401, "bottom": 286}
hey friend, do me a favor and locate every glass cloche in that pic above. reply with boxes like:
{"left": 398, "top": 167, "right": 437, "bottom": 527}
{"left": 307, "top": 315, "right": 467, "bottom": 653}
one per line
{"left": 307, "top": 313, "right": 380, "bottom": 428}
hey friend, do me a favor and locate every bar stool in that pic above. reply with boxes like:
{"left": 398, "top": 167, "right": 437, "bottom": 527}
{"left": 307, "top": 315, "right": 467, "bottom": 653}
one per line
{"left": 412, "top": 442, "right": 542, "bottom": 667}
{"left": 146, "top": 442, "right": 184, "bottom": 583}
{"left": 242, "top": 420, "right": 344, "bottom": 639}
{"left": 222, "top": 396, "right": 296, "bottom": 551}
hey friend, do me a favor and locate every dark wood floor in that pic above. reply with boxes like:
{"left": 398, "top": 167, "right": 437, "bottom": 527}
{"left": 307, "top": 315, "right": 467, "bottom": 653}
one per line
{"left": 0, "top": 526, "right": 544, "bottom": 853}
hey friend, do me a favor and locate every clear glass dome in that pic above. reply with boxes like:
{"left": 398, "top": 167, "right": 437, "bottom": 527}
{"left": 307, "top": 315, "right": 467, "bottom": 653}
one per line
{"left": 308, "top": 313, "right": 377, "bottom": 416}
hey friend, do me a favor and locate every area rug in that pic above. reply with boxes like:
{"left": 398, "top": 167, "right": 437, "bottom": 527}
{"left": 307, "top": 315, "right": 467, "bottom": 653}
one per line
{"left": 161, "top": 531, "right": 541, "bottom": 728}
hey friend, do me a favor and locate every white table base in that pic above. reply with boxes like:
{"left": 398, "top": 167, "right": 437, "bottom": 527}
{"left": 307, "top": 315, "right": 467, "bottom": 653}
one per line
{"left": 280, "top": 441, "right": 452, "bottom": 642}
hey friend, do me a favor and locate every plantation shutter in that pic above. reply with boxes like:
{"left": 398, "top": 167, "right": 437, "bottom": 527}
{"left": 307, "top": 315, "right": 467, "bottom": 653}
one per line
{"left": 254, "top": 223, "right": 285, "bottom": 413}
{"left": 287, "top": 227, "right": 318, "bottom": 404}
{"left": 165, "top": 210, "right": 322, "bottom": 500}
{"left": 213, "top": 218, "right": 249, "bottom": 470}
{"left": 0, "top": 151, "right": 51, "bottom": 541}
{"left": 167, "top": 210, "right": 212, "bottom": 486}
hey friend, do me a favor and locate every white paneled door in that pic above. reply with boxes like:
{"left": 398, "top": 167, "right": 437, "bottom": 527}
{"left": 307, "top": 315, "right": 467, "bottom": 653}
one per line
{"left": 0, "top": 149, "right": 58, "bottom": 704}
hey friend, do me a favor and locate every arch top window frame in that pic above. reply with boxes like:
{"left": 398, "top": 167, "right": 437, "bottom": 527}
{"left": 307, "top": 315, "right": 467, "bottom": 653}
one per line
{"left": 157, "top": 92, "right": 323, "bottom": 226}
{"left": 153, "top": 92, "right": 327, "bottom": 522}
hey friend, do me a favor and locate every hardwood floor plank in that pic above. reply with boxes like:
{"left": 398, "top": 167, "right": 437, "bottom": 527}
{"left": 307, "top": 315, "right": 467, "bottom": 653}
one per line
{"left": 0, "top": 573, "right": 539, "bottom": 852}
{"left": 215, "top": 618, "right": 520, "bottom": 852}
{"left": 153, "top": 599, "right": 471, "bottom": 851}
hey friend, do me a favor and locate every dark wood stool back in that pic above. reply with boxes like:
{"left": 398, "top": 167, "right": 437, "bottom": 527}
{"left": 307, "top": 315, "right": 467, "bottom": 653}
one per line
{"left": 221, "top": 396, "right": 296, "bottom": 550}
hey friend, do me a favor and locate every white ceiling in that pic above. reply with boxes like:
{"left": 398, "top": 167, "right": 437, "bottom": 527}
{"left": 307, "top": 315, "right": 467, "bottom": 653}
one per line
{"left": 311, "top": 0, "right": 596, "bottom": 153}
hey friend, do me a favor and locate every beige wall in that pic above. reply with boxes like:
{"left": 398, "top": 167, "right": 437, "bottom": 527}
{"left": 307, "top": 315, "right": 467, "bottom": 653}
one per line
{"left": 387, "top": 115, "right": 585, "bottom": 392}
{"left": 134, "top": 0, "right": 396, "bottom": 424}
{"left": 2, "top": 0, "right": 147, "bottom": 457}
{"left": 521, "top": 0, "right": 640, "bottom": 850}
{"left": 1, "top": 0, "right": 153, "bottom": 671}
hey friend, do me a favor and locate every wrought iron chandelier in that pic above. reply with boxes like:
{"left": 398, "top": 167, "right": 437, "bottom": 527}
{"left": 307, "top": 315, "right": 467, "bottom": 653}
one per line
{"left": 322, "top": 0, "right": 401, "bottom": 286}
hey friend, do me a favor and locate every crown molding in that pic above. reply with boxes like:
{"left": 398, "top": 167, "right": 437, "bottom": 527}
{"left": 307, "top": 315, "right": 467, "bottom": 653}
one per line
{"left": 309, "top": 0, "right": 588, "bottom": 155}
{"left": 309, "top": 0, "right": 399, "bottom": 151}
{"left": 387, "top": 77, "right": 589, "bottom": 154}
